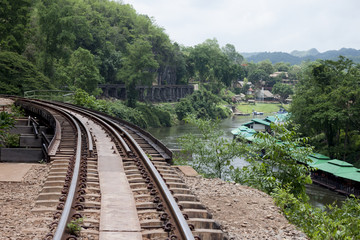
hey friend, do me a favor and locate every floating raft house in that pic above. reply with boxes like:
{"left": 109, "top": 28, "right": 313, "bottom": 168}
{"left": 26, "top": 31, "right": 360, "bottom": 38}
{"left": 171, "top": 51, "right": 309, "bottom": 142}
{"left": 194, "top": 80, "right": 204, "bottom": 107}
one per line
{"left": 231, "top": 113, "right": 360, "bottom": 194}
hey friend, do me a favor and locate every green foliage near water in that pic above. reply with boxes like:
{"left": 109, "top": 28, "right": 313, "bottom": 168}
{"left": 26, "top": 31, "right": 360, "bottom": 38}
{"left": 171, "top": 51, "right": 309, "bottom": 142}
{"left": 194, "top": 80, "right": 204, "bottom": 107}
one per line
{"left": 233, "top": 122, "right": 313, "bottom": 199}
{"left": 133, "top": 103, "right": 171, "bottom": 128}
{"left": 175, "top": 89, "right": 232, "bottom": 121}
{"left": 273, "top": 188, "right": 360, "bottom": 239}
{"left": 71, "top": 89, "right": 171, "bottom": 129}
{"left": 177, "top": 115, "right": 238, "bottom": 178}
{"left": 178, "top": 117, "right": 360, "bottom": 239}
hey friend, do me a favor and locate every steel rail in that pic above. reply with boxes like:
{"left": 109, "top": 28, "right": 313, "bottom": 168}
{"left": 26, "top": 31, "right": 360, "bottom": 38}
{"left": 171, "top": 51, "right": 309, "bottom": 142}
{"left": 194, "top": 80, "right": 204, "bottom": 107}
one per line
{"left": 18, "top": 98, "right": 86, "bottom": 239}
{"left": 78, "top": 111, "right": 131, "bottom": 154}
{"left": 17, "top": 98, "right": 194, "bottom": 239}
{"left": 57, "top": 105, "right": 131, "bottom": 154}
{"left": 56, "top": 101, "right": 172, "bottom": 159}
{"left": 56, "top": 104, "right": 194, "bottom": 239}
{"left": 47, "top": 118, "right": 61, "bottom": 156}
{"left": 116, "top": 122, "right": 195, "bottom": 240}
{"left": 52, "top": 111, "right": 82, "bottom": 240}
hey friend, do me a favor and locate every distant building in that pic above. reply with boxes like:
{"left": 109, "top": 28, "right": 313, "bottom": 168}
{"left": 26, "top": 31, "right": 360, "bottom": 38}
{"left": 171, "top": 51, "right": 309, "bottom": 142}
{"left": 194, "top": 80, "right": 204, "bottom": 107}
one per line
{"left": 269, "top": 71, "right": 289, "bottom": 78}
{"left": 255, "top": 89, "right": 275, "bottom": 101}
{"left": 269, "top": 71, "right": 298, "bottom": 86}
{"left": 234, "top": 81, "right": 252, "bottom": 88}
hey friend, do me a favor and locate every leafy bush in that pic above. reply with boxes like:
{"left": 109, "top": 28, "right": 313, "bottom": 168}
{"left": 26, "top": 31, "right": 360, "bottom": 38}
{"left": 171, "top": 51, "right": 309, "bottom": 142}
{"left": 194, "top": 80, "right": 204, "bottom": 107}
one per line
{"left": 155, "top": 107, "right": 171, "bottom": 127}
{"left": 110, "top": 102, "right": 148, "bottom": 129}
{"left": 0, "top": 111, "right": 16, "bottom": 147}
{"left": 175, "top": 89, "right": 231, "bottom": 121}
{"left": 233, "top": 122, "right": 313, "bottom": 199}
{"left": 10, "top": 105, "right": 25, "bottom": 118}
{"left": 272, "top": 187, "right": 360, "bottom": 239}
{"left": 156, "top": 103, "right": 178, "bottom": 125}
{"left": 71, "top": 89, "right": 174, "bottom": 129}
{"left": 3, "top": 133, "right": 20, "bottom": 147}
{"left": 178, "top": 115, "right": 238, "bottom": 179}
{"left": 175, "top": 98, "right": 195, "bottom": 121}
{"left": 67, "top": 218, "right": 83, "bottom": 236}
{"left": 136, "top": 104, "right": 161, "bottom": 127}
{"left": 136, "top": 103, "right": 172, "bottom": 128}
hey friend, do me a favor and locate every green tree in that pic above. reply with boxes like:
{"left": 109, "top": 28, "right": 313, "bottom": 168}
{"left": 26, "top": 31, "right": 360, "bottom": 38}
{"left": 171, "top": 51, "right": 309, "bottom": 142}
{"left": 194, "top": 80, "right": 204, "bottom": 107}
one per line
{"left": 291, "top": 57, "right": 360, "bottom": 161}
{"left": 272, "top": 188, "right": 360, "bottom": 239}
{"left": 222, "top": 43, "right": 244, "bottom": 65}
{"left": 0, "top": 0, "right": 31, "bottom": 53}
{"left": 175, "top": 89, "right": 230, "bottom": 121}
{"left": 232, "top": 123, "right": 313, "bottom": 199}
{"left": 248, "top": 68, "right": 268, "bottom": 88}
{"left": 67, "top": 47, "right": 103, "bottom": 95}
{"left": 274, "top": 62, "right": 290, "bottom": 72}
{"left": 0, "top": 51, "right": 53, "bottom": 95}
{"left": 178, "top": 115, "right": 238, "bottom": 179}
{"left": 187, "top": 38, "right": 239, "bottom": 87}
{"left": 272, "top": 82, "right": 293, "bottom": 102}
{"left": 258, "top": 60, "right": 274, "bottom": 75}
{"left": 117, "top": 38, "right": 159, "bottom": 108}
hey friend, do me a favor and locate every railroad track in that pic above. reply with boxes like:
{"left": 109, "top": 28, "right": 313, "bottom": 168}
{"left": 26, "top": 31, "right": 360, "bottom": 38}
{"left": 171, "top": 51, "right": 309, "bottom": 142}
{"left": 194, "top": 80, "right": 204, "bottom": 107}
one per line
{"left": 14, "top": 98, "right": 227, "bottom": 240}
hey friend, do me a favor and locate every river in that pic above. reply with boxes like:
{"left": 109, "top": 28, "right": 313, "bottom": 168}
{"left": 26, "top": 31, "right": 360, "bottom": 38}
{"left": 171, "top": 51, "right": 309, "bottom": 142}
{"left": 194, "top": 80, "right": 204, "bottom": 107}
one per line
{"left": 148, "top": 115, "right": 346, "bottom": 208}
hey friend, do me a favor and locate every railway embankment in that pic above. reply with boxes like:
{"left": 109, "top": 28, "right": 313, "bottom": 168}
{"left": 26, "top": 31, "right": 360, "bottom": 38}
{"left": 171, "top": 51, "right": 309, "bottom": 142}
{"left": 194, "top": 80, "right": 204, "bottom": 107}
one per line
{"left": 0, "top": 97, "right": 308, "bottom": 239}
{"left": 175, "top": 167, "right": 307, "bottom": 240}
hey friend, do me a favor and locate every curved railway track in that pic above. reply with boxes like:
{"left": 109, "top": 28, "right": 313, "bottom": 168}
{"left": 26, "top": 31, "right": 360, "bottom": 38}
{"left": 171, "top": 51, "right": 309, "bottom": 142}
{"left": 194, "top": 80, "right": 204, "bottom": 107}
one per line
{"left": 13, "top": 98, "right": 227, "bottom": 240}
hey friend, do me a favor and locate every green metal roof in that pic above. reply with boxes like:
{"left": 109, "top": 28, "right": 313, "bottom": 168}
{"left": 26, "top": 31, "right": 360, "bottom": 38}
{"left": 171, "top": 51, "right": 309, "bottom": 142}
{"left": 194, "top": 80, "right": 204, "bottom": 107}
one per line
{"left": 313, "top": 160, "right": 358, "bottom": 175}
{"left": 239, "top": 126, "right": 251, "bottom": 131}
{"left": 276, "top": 113, "right": 289, "bottom": 122}
{"left": 265, "top": 113, "right": 289, "bottom": 123}
{"left": 309, "top": 153, "right": 331, "bottom": 160}
{"left": 307, "top": 156, "right": 330, "bottom": 166}
{"left": 247, "top": 128, "right": 257, "bottom": 134}
{"left": 252, "top": 118, "right": 271, "bottom": 126}
{"left": 242, "top": 121, "right": 253, "bottom": 126}
{"left": 336, "top": 170, "right": 360, "bottom": 183}
{"left": 328, "top": 159, "right": 354, "bottom": 167}
{"left": 231, "top": 129, "right": 241, "bottom": 135}
{"left": 265, "top": 116, "right": 276, "bottom": 122}
{"left": 231, "top": 126, "right": 256, "bottom": 136}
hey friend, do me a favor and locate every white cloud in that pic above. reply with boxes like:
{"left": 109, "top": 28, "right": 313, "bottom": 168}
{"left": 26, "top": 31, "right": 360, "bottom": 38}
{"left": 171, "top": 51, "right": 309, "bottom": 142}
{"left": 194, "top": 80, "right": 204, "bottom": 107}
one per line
{"left": 124, "top": 0, "right": 360, "bottom": 52}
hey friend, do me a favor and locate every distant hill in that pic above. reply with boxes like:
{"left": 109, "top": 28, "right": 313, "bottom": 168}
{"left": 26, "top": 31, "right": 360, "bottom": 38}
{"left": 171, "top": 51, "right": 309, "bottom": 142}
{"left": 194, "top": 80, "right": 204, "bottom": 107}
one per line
{"left": 243, "top": 48, "right": 360, "bottom": 64}
{"left": 290, "top": 48, "right": 319, "bottom": 57}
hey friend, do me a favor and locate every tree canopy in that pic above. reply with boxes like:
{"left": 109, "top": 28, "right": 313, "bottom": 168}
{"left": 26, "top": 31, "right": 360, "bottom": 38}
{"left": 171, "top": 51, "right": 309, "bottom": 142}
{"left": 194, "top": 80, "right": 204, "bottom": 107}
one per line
{"left": 0, "top": 0, "right": 188, "bottom": 96}
{"left": 291, "top": 57, "right": 360, "bottom": 164}
{"left": 272, "top": 82, "right": 293, "bottom": 102}
{"left": 0, "top": 51, "right": 53, "bottom": 95}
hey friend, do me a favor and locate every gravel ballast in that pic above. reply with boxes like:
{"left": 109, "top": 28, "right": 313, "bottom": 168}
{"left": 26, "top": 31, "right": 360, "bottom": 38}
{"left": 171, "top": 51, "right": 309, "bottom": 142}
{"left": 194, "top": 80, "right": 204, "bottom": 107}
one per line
{"left": 0, "top": 164, "right": 50, "bottom": 240}
{"left": 176, "top": 169, "right": 308, "bottom": 240}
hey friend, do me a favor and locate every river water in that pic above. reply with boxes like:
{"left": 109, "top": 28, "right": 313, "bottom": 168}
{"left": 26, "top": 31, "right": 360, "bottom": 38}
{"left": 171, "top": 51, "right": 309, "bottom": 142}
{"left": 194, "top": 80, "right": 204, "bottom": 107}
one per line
{"left": 148, "top": 115, "right": 346, "bottom": 208}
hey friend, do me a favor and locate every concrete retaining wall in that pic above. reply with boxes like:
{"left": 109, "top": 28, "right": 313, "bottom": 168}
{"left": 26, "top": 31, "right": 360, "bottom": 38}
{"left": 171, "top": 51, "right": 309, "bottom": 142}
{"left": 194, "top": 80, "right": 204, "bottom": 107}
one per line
{"left": 0, "top": 148, "right": 44, "bottom": 163}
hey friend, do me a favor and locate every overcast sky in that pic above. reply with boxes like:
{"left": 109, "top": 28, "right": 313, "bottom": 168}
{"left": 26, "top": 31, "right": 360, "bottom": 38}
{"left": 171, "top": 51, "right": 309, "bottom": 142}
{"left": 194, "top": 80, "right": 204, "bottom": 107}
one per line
{"left": 123, "top": 0, "right": 360, "bottom": 53}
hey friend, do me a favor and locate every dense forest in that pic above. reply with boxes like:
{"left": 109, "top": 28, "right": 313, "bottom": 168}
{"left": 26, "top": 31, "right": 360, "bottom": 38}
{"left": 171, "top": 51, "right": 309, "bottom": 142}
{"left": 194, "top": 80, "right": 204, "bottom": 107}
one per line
{"left": 0, "top": 0, "right": 190, "bottom": 96}
{"left": 291, "top": 57, "right": 360, "bottom": 166}
{"left": 2, "top": 0, "right": 360, "bottom": 165}
{"left": 0, "top": 0, "right": 305, "bottom": 100}
{"left": 0, "top": 0, "right": 247, "bottom": 99}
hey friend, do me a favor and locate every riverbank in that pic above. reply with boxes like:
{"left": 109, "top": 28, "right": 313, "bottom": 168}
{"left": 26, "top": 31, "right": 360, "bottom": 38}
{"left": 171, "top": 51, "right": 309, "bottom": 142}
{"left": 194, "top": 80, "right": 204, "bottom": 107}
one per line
{"left": 235, "top": 102, "right": 288, "bottom": 115}
{"left": 175, "top": 167, "right": 307, "bottom": 239}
